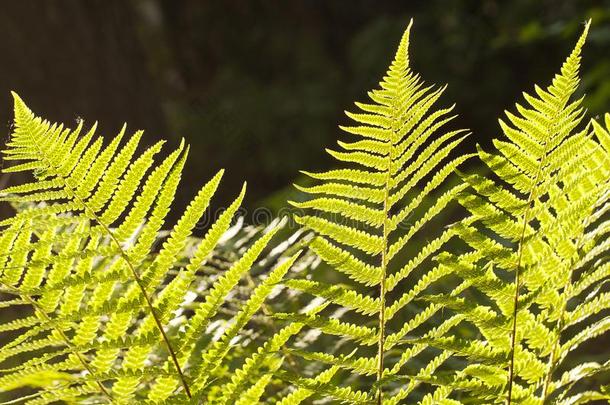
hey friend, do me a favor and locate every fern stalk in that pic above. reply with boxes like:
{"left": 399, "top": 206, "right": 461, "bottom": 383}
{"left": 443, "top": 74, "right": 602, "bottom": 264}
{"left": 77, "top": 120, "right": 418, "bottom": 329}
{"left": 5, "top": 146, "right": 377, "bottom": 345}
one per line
{"left": 376, "top": 139, "right": 391, "bottom": 404}
{"left": 507, "top": 147, "right": 548, "bottom": 404}
{"left": 506, "top": 22, "right": 590, "bottom": 403}
{"left": 53, "top": 158, "right": 193, "bottom": 399}
{"left": 375, "top": 58, "right": 404, "bottom": 402}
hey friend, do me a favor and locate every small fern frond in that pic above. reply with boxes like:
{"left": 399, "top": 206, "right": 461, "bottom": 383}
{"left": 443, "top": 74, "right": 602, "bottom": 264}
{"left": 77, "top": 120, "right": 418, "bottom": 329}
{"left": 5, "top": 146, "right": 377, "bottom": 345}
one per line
{"left": 0, "top": 95, "right": 298, "bottom": 403}
{"left": 438, "top": 21, "right": 610, "bottom": 403}
{"left": 285, "top": 19, "right": 471, "bottom": 402}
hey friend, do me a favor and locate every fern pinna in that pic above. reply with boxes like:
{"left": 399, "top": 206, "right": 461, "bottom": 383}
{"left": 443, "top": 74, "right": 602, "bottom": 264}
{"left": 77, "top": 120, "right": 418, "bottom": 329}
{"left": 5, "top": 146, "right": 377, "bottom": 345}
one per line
{"left": 434, "top": 22, "right": 610, "bottom": 403}
{"left": 284, "top": 20, "right": 473, "bottom": 403}
{"left": 0, "top": 94, "right": 301, "bottom": 404}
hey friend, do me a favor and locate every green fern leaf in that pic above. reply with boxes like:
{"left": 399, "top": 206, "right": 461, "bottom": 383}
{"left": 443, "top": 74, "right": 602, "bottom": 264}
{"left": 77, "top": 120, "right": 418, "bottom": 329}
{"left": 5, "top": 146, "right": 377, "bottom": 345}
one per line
{"left": 284, "top": 19, "right": 471, "bottom": 402}
{"left": 0, "top": 94, "right": 297, "bottom": 403}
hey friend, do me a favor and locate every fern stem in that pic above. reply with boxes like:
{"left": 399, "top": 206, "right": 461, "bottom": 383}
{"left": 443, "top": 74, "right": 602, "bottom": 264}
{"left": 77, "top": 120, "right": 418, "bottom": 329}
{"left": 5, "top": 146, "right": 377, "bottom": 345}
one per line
{"left": 541, "top": 333, "right": 559, "bottom": 400}
{"left": 64, "top": 188, "right": 193, "bottom": 398}
{"left": 376, "top": 104, "right": 396, "bottom": 405}
{"left": 506, "top": 233, "right": 524, "bottom": 405}
{"left": 93, "top": 217, "right": 193, "bottom": 399}
{"left": 376, "top": 201, "right": 389, "bottom": 405}
{"left": 507, "top": 132, "right": 552, "bottom": 404}
{"left": 508, "top": 193, "right": 538, "bottom": 404}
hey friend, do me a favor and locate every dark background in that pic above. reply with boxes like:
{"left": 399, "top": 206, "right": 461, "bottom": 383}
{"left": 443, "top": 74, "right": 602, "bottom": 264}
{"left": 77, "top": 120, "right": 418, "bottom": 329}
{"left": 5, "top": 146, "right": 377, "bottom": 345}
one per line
{"left": 1, "top": 0, "right": 610, "bottom": 216}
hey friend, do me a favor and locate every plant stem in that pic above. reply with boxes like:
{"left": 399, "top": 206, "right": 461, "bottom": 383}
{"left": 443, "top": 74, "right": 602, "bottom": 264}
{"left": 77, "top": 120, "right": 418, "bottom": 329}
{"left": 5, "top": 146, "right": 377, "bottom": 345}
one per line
{"left": 67, "top": 186, "right": 192, "bottom": 398}
{"left": 377, "top": 99, "right": 397, "bottom": 405}
{"left": 95, "top": 216, "right": 192, "bottom": 399}
{"left": 507, "top": 146, "right": 548, "bottom": 404}
{"left": 377, "top": 199, "right": 389, "bottom": 405}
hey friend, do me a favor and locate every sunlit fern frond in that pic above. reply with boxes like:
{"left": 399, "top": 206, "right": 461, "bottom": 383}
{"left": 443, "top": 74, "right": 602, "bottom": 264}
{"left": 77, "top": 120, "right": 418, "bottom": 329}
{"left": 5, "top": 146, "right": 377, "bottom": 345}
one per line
{"left": 431, "top": 21, "right": 610, "bottom": 404}
{"left": 0, "top": 94, "right": 299, "bottom": 404}
{"left": 277, "top": 20, "right": 472, "bottom": 403}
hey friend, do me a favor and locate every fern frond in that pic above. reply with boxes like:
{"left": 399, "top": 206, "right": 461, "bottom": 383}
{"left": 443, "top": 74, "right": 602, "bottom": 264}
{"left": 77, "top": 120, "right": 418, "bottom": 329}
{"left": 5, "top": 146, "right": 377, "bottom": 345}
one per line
{"left": 0, "top": 94, "right": 299, "bottom": 403}
{"left": 440, "top": 21, "right": 610, "bottom": 403}
{"left": 285, "top": 19, "right": 471, "bottom": 402}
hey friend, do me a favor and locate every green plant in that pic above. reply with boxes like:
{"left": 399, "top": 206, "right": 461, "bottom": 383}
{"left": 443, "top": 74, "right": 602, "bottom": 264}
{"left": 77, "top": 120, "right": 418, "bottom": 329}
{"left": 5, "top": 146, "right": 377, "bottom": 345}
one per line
{"left": 271, "top": 20, "right": 609, "bottom": 404}
{"left": 0, "top": 95, "right": 306, "bottom": 403}
{"left": 0, "top": 18, "right": 608, "bottom": 405}
{"left": 429, "top": 21, "right": 610, "bottom": 403}
{"left": 284, "top": 19, "right": 472, "bottom": 404}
